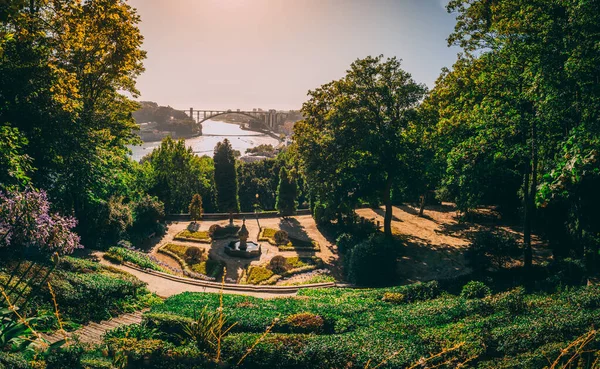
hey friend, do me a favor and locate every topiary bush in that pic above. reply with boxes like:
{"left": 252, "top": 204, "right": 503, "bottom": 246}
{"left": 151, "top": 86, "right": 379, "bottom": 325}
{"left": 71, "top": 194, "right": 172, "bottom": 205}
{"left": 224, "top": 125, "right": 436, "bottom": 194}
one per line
{"left": 268, "top": 255, "right": 288, "bottom": 274}
{"left": 184, "top": 247, "right": 203, "bottom": 264}
{"left": 346, "top": 234, "right": 398, "bottom": 286}
{"left": 461, "top": 281, "right": 492, "bottom": 299}
{"left": 208, "top": 224, "right": 222, "bottom": 238}
{"left": 274, "top": 230, "right": 289, "bottom": 245}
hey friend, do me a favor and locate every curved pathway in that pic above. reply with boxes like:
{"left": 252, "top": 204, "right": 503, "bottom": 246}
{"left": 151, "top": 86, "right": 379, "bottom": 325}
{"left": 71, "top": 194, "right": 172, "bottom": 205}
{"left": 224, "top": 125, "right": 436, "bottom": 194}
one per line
{"left": 99, "top": 257, "right": 299, "bottom": 299}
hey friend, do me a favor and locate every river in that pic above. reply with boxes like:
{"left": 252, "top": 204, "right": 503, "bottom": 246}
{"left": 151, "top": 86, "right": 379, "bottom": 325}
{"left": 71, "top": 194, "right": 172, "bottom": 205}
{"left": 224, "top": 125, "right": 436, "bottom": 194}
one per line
{"left": 129, "top": 119, "right": 280, "bottom": 161}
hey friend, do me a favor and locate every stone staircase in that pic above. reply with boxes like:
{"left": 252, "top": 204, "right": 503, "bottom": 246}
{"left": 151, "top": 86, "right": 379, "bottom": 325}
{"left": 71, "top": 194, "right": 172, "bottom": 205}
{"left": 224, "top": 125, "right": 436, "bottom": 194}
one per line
{"left": 42, "top": 310, "right": 147, "bottom": 345}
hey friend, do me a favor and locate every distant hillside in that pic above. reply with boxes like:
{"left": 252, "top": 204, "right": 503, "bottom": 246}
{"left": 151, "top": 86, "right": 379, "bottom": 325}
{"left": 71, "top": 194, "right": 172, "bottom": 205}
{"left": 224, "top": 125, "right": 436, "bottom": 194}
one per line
{"left": 133, "top": 101, "right": 200, "bottom": 140}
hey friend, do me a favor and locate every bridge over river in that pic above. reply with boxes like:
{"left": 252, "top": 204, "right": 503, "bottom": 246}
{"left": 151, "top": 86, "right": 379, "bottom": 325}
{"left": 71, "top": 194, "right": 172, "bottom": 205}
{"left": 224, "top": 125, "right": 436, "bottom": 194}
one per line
{"left": 182, "top": 108, "right": 287, "bottom": 130}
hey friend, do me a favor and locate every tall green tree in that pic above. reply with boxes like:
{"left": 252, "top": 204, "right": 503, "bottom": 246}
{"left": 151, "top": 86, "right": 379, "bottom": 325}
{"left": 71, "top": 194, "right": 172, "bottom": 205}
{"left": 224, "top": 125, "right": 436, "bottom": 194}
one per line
{"left": 0, "top": 0, "right": 146, "bottom": 245}
{"left": 213, "top": 139, "right": 239, "bottom": 213}
{"left": 295, "top": 55, "right": 427, "bottom": 237}
{"left": 276, "top": 167, "right": 297, "bottom": 217}
{"left": 189, "top": 194, "right": 203, "bottom": 223}
{"left": 145, "top": 137, "right": 215, "bottom": 214}
{"left": 435, "top": 0, "right": 600, "bottom": 269}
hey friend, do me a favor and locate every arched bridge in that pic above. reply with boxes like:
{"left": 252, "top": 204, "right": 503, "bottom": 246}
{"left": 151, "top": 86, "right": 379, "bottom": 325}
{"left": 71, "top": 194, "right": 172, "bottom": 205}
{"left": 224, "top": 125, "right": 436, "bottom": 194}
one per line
{"left": 182, "top": 108, "right": 287, "bottom": 130}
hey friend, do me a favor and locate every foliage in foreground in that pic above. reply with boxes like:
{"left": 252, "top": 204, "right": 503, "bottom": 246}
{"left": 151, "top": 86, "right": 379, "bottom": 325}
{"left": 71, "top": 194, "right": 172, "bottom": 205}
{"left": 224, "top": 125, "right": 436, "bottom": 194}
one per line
{"left": 143, "top": 281, "right": 600, "bottom": 368}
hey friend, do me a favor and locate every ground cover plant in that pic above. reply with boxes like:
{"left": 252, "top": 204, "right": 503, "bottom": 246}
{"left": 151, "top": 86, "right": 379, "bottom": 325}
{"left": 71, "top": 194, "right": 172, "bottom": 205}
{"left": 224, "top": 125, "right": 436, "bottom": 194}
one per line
{"left": 140, "top": 281, "right": 600, "bottom": 368}
{"left": 159, "top": 243, "right": 224, "bottom": 280}
{"left": 258, "top": 228, "right": 320, "bottom": 251}
{"left": 104, "top": 246, "right": 167, "bottom": 272}
{"left": 0, "top": 257, "right": 157, "bottom": 328}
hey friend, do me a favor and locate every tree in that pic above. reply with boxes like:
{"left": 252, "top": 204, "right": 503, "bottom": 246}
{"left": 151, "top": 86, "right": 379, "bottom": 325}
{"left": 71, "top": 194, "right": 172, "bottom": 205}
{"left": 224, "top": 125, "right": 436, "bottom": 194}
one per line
{"left": 145, "top": 137, "right": 216, "bottom": 214}
{"left": 437, "top": 0, "right": 600, "bottom": 270}
{"left": 189, "top": 194, "right": 203, "bottom": 223}
{"left": 295, "top": 56, "right": 427, "bottom": 237}
{"left": 213, "top": 139, "right": 239, "bottom": 213}
{"left": 0, "top": 0, "right": 147, "bottom": 246}
{"left": 276, "top": 167, "right": 298, "bottom": 217}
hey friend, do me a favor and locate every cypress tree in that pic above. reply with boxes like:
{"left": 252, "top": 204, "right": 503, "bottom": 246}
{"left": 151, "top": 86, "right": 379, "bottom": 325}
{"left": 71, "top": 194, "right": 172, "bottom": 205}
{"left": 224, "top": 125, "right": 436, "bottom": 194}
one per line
{"left": 188, "top": 193, "right": 203, "bottom": 222}
{"left": 213, "top": 139, "right": 239, "bottom": 213}
{"left": 276, "top": 167, "right": 297, "bottom": 217}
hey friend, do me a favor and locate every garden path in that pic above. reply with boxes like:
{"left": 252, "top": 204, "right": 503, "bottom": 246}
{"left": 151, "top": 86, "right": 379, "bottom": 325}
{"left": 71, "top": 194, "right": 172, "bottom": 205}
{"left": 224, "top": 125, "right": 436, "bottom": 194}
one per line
{"left": 42, "top": 310, "right": 147, "bottom": 345}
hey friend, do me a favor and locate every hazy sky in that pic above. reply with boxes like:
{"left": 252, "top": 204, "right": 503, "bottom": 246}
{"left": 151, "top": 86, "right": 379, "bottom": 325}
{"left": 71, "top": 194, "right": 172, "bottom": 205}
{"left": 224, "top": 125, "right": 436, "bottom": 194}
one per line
{"left": 128, "top": 0, "right": 459, "bottom": 111}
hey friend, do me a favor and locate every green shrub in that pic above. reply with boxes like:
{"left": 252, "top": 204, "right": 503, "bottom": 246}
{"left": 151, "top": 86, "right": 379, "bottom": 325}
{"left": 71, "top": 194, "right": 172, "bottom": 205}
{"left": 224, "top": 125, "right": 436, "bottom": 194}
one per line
{"left": 490, "top": 287, "right": 526, "bottom": 313}
{"left": 284, "top": 312, "right": 324, "bottom": 334}
{"left": 461, "top": 281, "right": 492, "bottom": 299}
{"left": 184, "top": 246, "right": 203, "bottom": 264}
{"left": 274, "top": 230, "right": 289, "bottom": 245}
{"left": 105, "top": 247, "right": 165, "bottom": 272}
{"left": 400, "top": 281, "right": 441, "bottom": 302}
{"left": 545, "top": 258, "right": 587, "bottom": 287}
{"left": 209, "top": 224, "right": 239, "bottom": 239}
{"left": 45, "top": 343, "right": 84, "bottom": 369}
{"left": 347, "top": 234, "right": 398, "bottom": 286}
{"left": 268, "top": 255, "right": 288, "bottom": 274}
{"left": 104, "top": 322, "right": 159, "bottom": 340}
{"left": 142, "top": 313, "right": 193, "bottom": 340}
{"left": 81, "top": 358, "right": 113, "bottom": 369}
{"left": 382, "top": 292, "right": 405, "bottom": 304}
{"left": 208, "top": 224, "right": 222, "bottom": 238}
{"left": 336, "top": 233, "right": 357, "bottom": 254}
{"left": 466, "top": 230, "right": 521, "bottom": 272}
{"left": 0, "top": 352, "right": 30, "bottom": 369}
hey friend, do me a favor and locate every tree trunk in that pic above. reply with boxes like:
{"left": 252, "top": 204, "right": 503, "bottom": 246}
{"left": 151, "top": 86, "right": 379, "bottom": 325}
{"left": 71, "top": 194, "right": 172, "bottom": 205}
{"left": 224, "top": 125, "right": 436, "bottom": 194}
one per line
{"left": 418, "top": 193, "right": 426, "bottom": 217}
{"left": 523, "top": 120, "right": 537, "bottom": 271}
{"left": 383, "top": 176, "right": 393, "bottom": 238}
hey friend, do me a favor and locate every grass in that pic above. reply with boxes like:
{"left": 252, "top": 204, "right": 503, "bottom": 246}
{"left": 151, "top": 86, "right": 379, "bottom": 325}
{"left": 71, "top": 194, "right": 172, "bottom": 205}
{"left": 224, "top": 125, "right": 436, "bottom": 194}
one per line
{"left": 279, "top": 273, "right": 336, "bottom": 286}
{"left": 104, "top": 246, "right": 167, "bottom": 272}
{"left": 149, "top": 282, "right": 600, "bottom": 368}
{"left": 258, "top": 228, "right": 320, "bottom": 251}
{"left": 244, "top": 266, "right": 275, "bottom": 285}
{"left": 174, "top": 229, "right": 211, "bottom": 243}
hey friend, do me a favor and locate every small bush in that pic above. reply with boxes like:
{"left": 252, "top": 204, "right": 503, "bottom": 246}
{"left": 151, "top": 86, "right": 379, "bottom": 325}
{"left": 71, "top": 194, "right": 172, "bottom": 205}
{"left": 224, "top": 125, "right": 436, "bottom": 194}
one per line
{"left": 185, "top": 247, "right": 203, "bottom": 264}
{"left": 274, "top": 230, "right": 289, "bottom": 245}
{"left": 336, "top": 233, "right": 357, "bottom": 254}
{"left": 490, "top": 287, "right": 526, "bottom": 313}
{"left": 347, "top": 234, "right": 398, "bottom": 286}
{"left": 45, "top": 343, "right": 84, "bottom": 369}
{"left": 466, "top": 230, "right": 521, "bottom": 272}
{"left": 545, "top": 258, "right": 587, "bottom": 287}
{"left": 269, "top": 255, "right": 288, "bottom": 274}
{"left": 0, "top": 352, "right": 30, "bottom": 369}
{"left": 400, "top": 281, "right": 441, "bottom": 302}
{"left": 382, "top": 292, "right": 406, "bottom": 304}
{"left": 461, "top": 281, "right": 491, "bottom": 299}
{"left": 104, "top": 322, "right": 159, "bottom": 340}
{"left": 208, "top": 224, "right": 222, "bottom": 238}
{"left": 284, "top": 312, "right": 324, "bottom": 334}
{"left": 142, "top": 313, "right": 193, "bottom": 340}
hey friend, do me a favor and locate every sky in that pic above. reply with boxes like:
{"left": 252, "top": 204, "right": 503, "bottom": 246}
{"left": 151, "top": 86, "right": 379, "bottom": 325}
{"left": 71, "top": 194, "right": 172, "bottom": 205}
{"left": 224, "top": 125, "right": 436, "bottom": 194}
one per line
{"left": 128, "top": 0, "right": 459, "bottom": 111}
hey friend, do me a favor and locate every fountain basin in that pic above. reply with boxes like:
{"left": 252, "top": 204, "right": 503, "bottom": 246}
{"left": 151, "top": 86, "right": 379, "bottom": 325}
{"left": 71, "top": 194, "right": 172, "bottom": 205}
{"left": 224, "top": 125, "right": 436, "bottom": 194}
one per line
{"left": 225, "top": 241, "right": 261, "bottom": 258}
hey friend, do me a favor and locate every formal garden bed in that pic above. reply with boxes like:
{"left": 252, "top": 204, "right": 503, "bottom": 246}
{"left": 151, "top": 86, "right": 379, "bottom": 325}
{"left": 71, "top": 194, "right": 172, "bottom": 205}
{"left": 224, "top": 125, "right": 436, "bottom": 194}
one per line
{"left": 239, "top": 256, "right": 324, "bottom": 285}
{"left": 258, "top": 228, "right": 320, "bottom": 251}
{"left": 158, "top": 243, "right": 224, "bottom": 281}
{"left": 174, "top": 224, "right": 241, "bottom": 243}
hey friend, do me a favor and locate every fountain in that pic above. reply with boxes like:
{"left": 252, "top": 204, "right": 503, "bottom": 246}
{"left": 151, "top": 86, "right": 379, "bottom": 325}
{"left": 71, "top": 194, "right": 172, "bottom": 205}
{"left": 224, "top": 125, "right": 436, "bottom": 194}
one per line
{"left": 224, "top": 218, "right": 261, "bottom": 258}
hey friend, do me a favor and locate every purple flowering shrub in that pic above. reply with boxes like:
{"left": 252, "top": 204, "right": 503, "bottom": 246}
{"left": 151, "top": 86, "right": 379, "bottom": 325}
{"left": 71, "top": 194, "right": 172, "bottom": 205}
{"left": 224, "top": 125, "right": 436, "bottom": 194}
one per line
{"left": 0, "top": 189, "right": 81, "bottom": 255}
